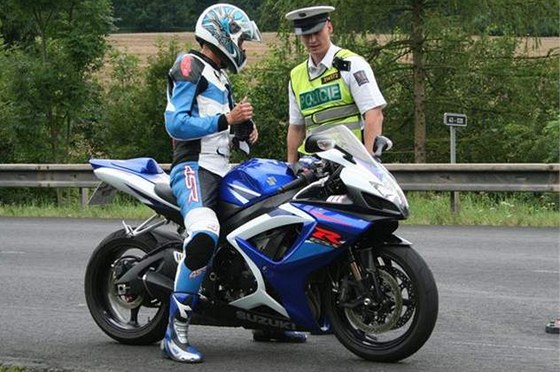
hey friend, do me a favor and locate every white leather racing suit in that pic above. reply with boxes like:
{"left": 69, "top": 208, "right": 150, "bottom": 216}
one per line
{"left": 165, "top": 50, "right": 233, "bottom": 177}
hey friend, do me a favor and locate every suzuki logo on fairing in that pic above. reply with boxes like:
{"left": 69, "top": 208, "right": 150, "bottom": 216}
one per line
{"left": 236, "top": 311, "right": 296, "bottom": 330}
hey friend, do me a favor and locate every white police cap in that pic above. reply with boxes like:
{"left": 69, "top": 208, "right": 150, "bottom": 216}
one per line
{"left": 285, "top": 5, "right": 335, "bottom": 36}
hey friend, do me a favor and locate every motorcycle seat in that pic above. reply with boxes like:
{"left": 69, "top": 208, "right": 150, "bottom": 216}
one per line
{"left": 90, "top": 157, "right": 164, "bottom": 175}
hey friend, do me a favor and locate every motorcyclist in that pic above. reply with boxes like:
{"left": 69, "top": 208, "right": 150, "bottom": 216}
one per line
{"left": 161, "top": 4, "right": 305, "bottom": 363}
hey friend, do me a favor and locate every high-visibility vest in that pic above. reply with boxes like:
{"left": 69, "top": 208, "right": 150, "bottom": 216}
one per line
{"left": 290, "top": 49, "right": 362, "bottom": 153}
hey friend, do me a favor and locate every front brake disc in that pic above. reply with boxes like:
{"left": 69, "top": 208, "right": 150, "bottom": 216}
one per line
{"left": 344, "top": 269, "right": 402, "bottom": 334}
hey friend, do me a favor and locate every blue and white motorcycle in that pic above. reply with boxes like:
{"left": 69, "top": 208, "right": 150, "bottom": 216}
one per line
{"left": 84, "top": 125, "right": 438, "bottom": 362}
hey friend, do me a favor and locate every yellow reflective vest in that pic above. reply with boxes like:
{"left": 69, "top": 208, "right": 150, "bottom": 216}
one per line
{"left": 290, "top": 49, "right": 362, "bottom": 153}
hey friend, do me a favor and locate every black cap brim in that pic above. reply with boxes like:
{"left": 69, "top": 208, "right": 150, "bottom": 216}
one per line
{"left": 293, "top": 14, "right": 329, "bottom": 36}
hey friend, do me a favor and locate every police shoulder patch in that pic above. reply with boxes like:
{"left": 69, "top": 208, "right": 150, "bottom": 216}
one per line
{"left": 353, "top": 70, "right": 369, "bottom": 86}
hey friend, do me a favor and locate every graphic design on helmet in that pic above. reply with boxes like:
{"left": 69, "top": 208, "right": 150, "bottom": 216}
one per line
{"left": 195, "top": 4, "right": 262, "bottom": 73}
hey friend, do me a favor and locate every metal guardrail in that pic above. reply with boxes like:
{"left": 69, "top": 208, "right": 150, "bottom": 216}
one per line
{"left": 0, "top": 163, "right": 558, "bottom": 192}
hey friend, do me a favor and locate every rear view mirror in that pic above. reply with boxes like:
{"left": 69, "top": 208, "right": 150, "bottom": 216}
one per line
{"left": 304, "top": 134, "right": 335, "bottom": 153}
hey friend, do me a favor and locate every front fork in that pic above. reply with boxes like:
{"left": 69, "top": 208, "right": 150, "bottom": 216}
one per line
{"left": 339, "top": 235, "right": 412, "bottom": 308}
{"left": 346, "top": 248, "right": 384, "bottom": 306}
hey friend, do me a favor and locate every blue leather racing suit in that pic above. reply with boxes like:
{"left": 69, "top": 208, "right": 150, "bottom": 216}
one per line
{"left": 165, "top": 50, "right": 233, "bottom": 294}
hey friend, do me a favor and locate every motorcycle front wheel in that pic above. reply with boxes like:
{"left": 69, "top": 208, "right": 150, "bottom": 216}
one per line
{"left": 84, "top": 229, "right": 169, "bottom": 345}
{"left": 324, "top": 245, "right": 438, "bottom": 362}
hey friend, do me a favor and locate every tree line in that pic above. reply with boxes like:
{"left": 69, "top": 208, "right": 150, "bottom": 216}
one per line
{"left": 113, "top": 0, "right": 559, "bottom": 35}
{"left": 111, "top": 0, "right": 265, "bottom": 32}
{"left": 0, "top": 0, "right": 557, "bottom": 175}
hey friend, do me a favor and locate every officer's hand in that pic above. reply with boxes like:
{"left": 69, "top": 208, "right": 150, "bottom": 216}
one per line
{"left": 226, "top": 96, "right": 253, "bottom": 125}
{"left": 249, "top": 125, "right": 258, "bottom": 144}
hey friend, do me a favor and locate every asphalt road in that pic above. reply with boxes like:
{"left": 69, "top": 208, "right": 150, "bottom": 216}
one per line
{"left": 0, "top": 217, "right": 558, "bottom": 372}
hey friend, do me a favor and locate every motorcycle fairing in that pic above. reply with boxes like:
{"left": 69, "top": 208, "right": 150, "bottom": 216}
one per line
{"left": 219, "top": 188, "right": 301, "bottom": 235}
{"left": 225, "top": 202, "right": 373, "bottom": 331}
{"left": 92, "top": 166, "right": 176, "bottom": 209}
{"left": 294, "top": 203, "right": 372, "bottom": 240}
{"left": 224, "top": 203, "right": 315, "bottom": 318}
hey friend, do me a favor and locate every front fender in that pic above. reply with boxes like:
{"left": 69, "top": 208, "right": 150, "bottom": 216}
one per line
{"left": 376, "top": 234, "right": 412, "bottom": 247}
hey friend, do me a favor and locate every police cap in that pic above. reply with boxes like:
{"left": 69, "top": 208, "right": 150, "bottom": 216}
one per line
{"left": 285, "top": 5, "right": 335, "bottom": 36}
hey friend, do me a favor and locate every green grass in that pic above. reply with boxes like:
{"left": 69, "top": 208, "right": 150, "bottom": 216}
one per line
{"left": 0, "top": 366, "right": 27, "bottom": 372}
{"left": 406, "top": 192, "right": 559, "bottom": 227}
{"left": 0, "top": 192, "right": 558, "bottom": 227}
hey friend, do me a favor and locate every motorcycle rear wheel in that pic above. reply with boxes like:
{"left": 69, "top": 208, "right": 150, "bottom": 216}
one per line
{"left": 84, "top": 229, "right": 169, "bottom": 345}
{"left": 324, "top": 245, "right": 438, "bottom": 362}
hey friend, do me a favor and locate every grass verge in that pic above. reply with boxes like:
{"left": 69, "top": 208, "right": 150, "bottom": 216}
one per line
{"left": 0, "top": 367, "right": 27, "bottom": 372}
{"left": 406, "top": 192, "right": 559, "bottom": 227}
{"left": 0, "top": 192, "right": 558, "bottom": 227}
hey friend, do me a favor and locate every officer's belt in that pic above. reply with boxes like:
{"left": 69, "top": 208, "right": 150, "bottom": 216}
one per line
{"left": 307, "top": 121, "right": 362, "bottom": 135}
{"left": 304, "top": 104, "right": 361, "bottom": 127}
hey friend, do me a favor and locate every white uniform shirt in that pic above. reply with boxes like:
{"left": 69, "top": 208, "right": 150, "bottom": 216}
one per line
{"left": 288, "top": 43, "right": 386, "bottom": 125}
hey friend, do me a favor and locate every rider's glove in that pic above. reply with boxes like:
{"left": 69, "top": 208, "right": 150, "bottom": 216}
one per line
{"left": 290, "top": 156, "right": 327, "bottom": 178}
{"left": 231, "top": 119, "right": 254, "bottom": 155}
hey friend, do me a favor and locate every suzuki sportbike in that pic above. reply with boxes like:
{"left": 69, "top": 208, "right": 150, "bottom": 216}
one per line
{"left": 84, "top": 125, "right": 438, "bottom": 362}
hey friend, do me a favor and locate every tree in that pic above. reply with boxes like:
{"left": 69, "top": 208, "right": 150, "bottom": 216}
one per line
{"left": 94, "top": 38, "right": 185, "bottom": 162}
{"left": 111, "top": 0, "right": 264, "bottom": 32}
{"left": 261, "top": 0, "right": 558, "bottom": 163}
{"left": 0, "top": 0, "right": 113, "bottom": 163}
{"left": 335, "top": 0, "right": 558, "bottom": 162}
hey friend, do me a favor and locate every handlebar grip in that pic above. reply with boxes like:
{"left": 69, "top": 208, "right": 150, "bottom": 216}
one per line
{"left": 373, "top": 136, "right": 393, "bottom": 158}
{"left": 278, "top": 171, "right": 316, "bottom": 193}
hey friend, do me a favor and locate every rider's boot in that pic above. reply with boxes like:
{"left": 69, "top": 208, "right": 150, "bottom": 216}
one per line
{"left": 252, "top": 329, "right": 308, "bottom": 343}
{"left": 161, "top": 292, "right": 203, "bottom": 363}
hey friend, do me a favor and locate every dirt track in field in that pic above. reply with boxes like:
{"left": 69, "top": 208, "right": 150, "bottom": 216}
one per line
{"left": 106, "top": 32, "right": 559, "bottom": 67}
{"left": 106, "top": 32, "right": 278, "bottom": 67}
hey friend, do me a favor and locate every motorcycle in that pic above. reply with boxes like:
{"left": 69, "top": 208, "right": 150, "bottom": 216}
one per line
{"left": 84, "top": 125, "right": 438, "bottom": 362}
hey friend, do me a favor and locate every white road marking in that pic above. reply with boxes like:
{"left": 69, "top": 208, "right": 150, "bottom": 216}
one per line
{"left": 533, "top": 270, "right": 559, "bottom": 274}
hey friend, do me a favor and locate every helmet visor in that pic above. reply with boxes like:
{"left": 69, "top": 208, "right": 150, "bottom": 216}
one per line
{"left": 239, "top": 20, "right": 262, "bottom": 43}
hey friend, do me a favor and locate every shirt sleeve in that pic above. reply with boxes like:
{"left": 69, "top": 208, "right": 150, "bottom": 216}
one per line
{"left": 345, "top": 55, "right": 387, "bottom": 114}
{"left": 164, "top": 54, "right": 228, "bottom": 141}
{"left": 288, "top": 81, "right": 305, "bottom": 125}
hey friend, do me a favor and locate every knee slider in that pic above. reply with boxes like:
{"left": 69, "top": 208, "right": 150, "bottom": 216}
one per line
{"left": 184, "top": 232, "right": 215, "bottom": 271}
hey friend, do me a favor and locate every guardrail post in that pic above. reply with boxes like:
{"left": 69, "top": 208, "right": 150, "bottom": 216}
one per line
{"left": 80, "top": 188, "right": 89, "bottom": 209}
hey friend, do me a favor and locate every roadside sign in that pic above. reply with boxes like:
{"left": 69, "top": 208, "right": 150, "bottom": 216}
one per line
{"left": 444, "top": 113, "right": 467, "bottom": 127}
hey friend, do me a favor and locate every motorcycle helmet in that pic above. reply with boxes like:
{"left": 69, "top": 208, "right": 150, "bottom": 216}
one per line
{"left": 195, "top": 3, "right": 262, "bottom": 73}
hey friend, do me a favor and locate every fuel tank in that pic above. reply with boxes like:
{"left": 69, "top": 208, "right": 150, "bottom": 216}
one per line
{"left": 220, "top": 158, "right": 296, "bottom": 207}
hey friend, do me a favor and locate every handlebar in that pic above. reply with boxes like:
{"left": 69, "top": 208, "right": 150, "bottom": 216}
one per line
{"left": 373, "top": 135, "right": 393, "bottom": 158}
{"left": 277, "top": 170, "right": 317, "bottom": 193}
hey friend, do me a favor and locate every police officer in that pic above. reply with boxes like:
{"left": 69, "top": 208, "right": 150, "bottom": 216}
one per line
{"left": 285, "top": 5, "right": 386, "bottom": 164}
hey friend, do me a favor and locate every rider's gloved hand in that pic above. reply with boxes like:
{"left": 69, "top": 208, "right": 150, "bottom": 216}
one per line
{"left": 290, "top": 156, "right": 317, "bottom": 175}
{"left": 231, "top": 119, "right": 255, "bottom": 155}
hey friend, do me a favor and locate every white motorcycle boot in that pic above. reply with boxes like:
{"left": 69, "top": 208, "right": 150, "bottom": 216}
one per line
{"left": 161, "top": 292, "right": 203, "bottom": 363}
